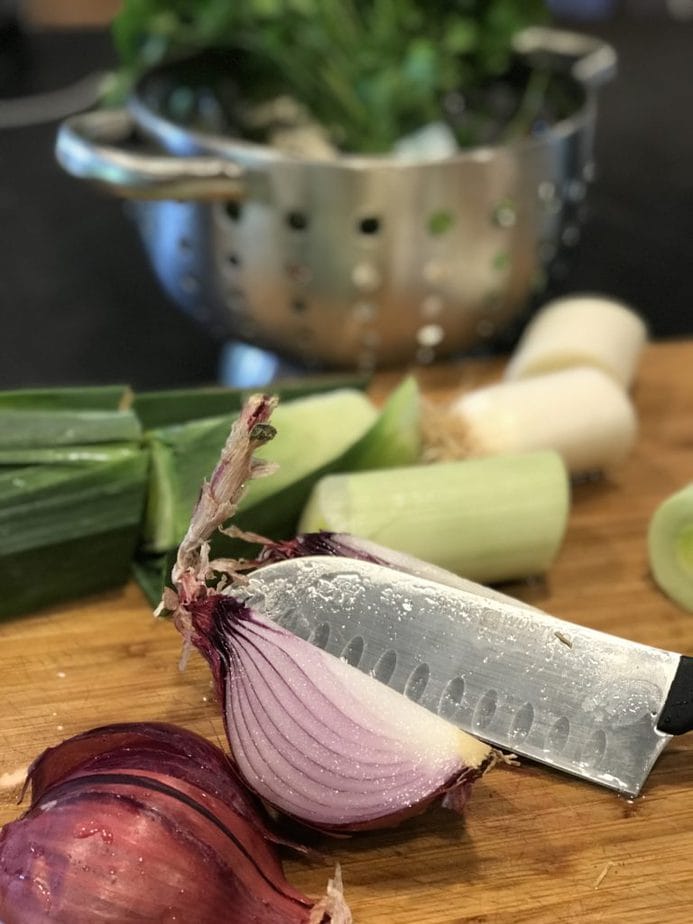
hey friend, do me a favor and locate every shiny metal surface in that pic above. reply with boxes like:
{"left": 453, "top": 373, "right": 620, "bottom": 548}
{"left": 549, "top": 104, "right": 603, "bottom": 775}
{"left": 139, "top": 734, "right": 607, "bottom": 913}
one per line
{"left": 238, "top": 556, "right": 679, "bottom": 796}
{"left": 56, "top": 28, "right": 615, "bottom": 370}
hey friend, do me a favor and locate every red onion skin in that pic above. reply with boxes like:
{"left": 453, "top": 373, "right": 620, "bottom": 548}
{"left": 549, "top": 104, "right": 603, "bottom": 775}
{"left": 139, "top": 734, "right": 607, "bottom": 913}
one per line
{"left": 0, "top": 723, "right": 341, "bottom": 923}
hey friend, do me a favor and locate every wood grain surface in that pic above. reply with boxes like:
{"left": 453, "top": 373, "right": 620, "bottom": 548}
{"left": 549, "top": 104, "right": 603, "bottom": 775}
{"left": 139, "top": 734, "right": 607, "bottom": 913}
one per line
{"left": 2, "top": 340, "right": 692, "bottom": 923}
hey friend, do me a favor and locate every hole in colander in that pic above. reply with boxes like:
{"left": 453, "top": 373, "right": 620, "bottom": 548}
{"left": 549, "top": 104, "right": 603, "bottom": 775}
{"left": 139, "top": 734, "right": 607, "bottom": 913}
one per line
{"left": 358, "top": 216, "right": 381, "bottom": 235}
{"left": 492, "top": 250, "right": 510, "bottom": 271}
{"left": 492, "top": 199, "right": 517, "bottom": 228}
{"left": 225, "top": 201, "right": 242, "bottom": 222}
{"left": 537, "top": 181, "right": 556, "bottom": 203}
{"left": 178, "top": 236, "right": 192, "bottom": 252}
{"left": 291, "top": 299, "right": 307, "bottom": 314}
{"left": 420, "top": 295, "right": 444, "bottom": 319}
{"left": 565, "top": 179, "right": 586, "bottom": 203}
{"left": 287, "top": 210, "right": 309, "bottom": 231}
{"left": 427, "top": 209, "right": 455, "bottom": 236}
{"left": 227, "top": 252, "right": 241, "bottom": 267}
{"left": 352, "top": 262, "right": 381, "bottom": 293}
{"left": 417, "top": 324, "right": 444, "bottom": 347}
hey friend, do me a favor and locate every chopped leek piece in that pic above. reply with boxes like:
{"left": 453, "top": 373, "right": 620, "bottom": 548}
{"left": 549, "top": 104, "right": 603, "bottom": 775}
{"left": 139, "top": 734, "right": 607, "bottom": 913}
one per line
{"left": 0, "top": 409, "right": 141, "bottom": 449}
{"left": 133, "top": 373, "right": 370, "bottom": 430}
{"left": 132, "top": 554, "right": 171, "bottom": 609}
{"left": 0, "top": 385, "right": 131, "bottom": 411}
{"left": 648, "top": 483, "right": 693, "bottom": 612}
{"left": 0, "top": 450, "right": 147, "bottom": 618}
{"left": 505, "top": 295, "right": 647, "bottom": 389}
{"left": 299, "top": 451, "right": 570, "bottom": 583}
{"left": 341, "top": 376, "right": 421, "bottom": 470}
{"left": 0, "top": 443, "right": 142, "bottom": 466}
{"left": 0, "top": 386, "right": 147, "bottom": 618}
{"left": 142, "top": 389, "right": 378, "bottom": 553}
{"left": 141, "top": 379, "right": 421, "bottom": 555}
{"left": 449, "top": 366, "right": 637, "bottom": 475}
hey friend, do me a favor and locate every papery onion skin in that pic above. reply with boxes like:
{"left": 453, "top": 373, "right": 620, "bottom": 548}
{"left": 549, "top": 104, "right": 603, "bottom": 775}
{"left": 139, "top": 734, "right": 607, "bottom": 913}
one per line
{"left": 0, "top": 722, "right": 350, "bottom": 924}
{"left": 189, "top": 594, "right": 492, "bottom": 834}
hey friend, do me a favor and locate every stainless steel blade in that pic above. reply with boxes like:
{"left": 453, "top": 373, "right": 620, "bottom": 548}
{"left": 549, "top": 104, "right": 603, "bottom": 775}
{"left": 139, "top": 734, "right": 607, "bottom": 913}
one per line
{"left": 238, "top": 556, "right": 680, "bottom": 796}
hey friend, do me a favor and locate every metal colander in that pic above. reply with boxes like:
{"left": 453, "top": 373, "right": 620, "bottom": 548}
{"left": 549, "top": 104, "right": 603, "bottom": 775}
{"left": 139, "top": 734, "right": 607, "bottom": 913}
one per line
{"left": 57, "top": 27, "right": 615, "bottom": 371}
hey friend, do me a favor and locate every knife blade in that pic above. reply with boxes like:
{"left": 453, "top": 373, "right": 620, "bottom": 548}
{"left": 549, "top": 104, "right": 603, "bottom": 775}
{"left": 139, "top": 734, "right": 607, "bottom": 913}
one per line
{"left": 235, "top": 555, "right": 692, "bottom": 796}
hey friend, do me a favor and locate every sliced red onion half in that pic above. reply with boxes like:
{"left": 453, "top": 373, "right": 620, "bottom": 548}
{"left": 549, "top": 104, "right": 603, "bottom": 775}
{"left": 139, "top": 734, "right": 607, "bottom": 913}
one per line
{"left": 189, "top": 595, "right": 492, "bottom": 832}
{"left": 166, "top": 394, "right": 493, "bottom": 834}
{"left": 0, "top": 723, "right": 350, "bottom": 923}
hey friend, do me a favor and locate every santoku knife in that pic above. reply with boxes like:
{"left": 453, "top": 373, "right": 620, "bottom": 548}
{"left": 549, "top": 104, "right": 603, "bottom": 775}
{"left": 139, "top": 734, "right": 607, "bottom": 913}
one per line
{"left": 237, "top": 554, "right": 693, "bottom": 796}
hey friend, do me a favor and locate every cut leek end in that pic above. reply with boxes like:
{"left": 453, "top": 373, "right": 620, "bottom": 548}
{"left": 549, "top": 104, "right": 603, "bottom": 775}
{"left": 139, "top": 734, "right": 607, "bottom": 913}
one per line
{"left": 299, "top": 451, "right": 570, "bottom": 584}
{"left": 0, "top": 449, "right": 148, "bottom": 618}
{"left": 648, "top": 484, "right": 693, "bottom": 612}
{"left": 342, "top": 375, "right": 422, "bottom": 470}
{"left": 140, "top": 382, "right": 419, "bottom": 556}
{"left": 0, "top": 526, "right": 139, "bottom": 620}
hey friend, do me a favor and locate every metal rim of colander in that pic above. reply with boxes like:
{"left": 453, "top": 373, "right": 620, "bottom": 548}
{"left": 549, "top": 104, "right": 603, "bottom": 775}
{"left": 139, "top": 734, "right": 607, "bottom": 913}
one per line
{"left": 127, "top": 28, "right": 610, "bottom": 171}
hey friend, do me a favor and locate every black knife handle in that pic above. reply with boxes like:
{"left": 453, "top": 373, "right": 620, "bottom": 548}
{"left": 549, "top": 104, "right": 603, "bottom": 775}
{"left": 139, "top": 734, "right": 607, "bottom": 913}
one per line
{"left": 657, "top": 655, "right": 693, "bottom": 735}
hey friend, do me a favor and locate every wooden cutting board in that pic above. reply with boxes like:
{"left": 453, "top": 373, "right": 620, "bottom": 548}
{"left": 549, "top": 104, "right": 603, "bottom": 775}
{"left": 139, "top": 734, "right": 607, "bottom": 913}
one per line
{"left": 2, "top": 340, "right": 692, "bottom": 923}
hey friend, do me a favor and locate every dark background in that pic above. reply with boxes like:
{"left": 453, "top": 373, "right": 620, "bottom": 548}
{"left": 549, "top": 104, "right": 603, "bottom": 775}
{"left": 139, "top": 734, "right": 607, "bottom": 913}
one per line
{"left": 1, "top": 5, "right": 692, "bottom": 389}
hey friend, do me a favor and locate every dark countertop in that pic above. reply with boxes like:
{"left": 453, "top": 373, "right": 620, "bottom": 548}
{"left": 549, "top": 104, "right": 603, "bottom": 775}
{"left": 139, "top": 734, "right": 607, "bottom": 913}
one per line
{"left": 0, "top": 12, "right": 692, "bottom": 389}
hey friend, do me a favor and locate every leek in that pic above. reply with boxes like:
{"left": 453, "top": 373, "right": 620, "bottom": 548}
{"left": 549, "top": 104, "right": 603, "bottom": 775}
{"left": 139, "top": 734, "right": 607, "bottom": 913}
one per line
{"left": 142, "top": 389, "right": 379, "bottom": 553}
{"left": 0, "top": 387, "right": 147, "bottom": 618}
{"left": 133, "top": 373, "right": 370, "bottom": 430}
{"left": 299, "top": 451, "right": 570, "bottom": 584}
{"left": 505, "top": 296, "right": 647, "bottom": 389}
{"left": 141, "top": 377, "right": 421, "bottom": 555}
{"left": 449, "top": 366, "right": 637, "bottom": 475}
{"left": 648, "top": 484, "right": 693, "bottom": 612}
{"left": 0, "top": 450, "right": 147, "bottom": 618}
{"left": 0, "top": 385, "right": 130, "bottom": 411}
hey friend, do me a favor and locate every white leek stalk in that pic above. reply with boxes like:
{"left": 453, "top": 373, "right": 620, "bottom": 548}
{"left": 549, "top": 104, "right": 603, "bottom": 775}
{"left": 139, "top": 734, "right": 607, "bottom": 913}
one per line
{"left": 450, "top": 366, "right": 637, "bottom": 475}
{"left": 299, "top": 451, "right": 569, "bottom": 584}
{"left": 505, "top": 295, "right": 647, "bottom": 389}
{"left": 648, "top": 484, "right": 693, "bottom": 612}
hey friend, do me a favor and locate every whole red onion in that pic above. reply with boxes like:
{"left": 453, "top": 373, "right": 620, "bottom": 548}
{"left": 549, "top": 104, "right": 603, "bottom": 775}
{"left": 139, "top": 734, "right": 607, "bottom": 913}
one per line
{"left": 0, "top": 723, "right": 350, "bottom": 923}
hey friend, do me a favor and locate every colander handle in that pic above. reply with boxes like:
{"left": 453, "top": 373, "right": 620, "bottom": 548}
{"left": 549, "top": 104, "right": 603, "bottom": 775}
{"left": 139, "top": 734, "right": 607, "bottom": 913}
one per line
{"left": 513, "top": 26, "right": 617, "bottom": 89}
{"left": 56, "top": 108, "right": 246, "bottom": 201}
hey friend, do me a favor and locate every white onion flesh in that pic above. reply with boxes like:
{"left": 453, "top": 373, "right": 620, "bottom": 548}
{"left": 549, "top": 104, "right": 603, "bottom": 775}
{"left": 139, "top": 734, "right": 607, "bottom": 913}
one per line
{"left": 196, "top": 598, "right": 491, "bottom": 830}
